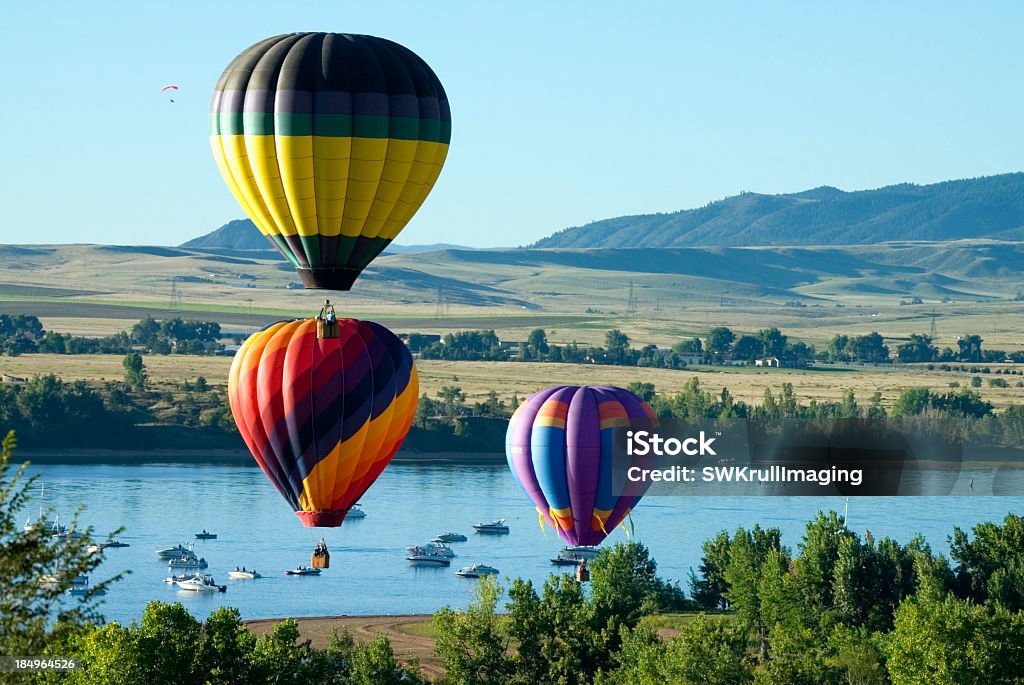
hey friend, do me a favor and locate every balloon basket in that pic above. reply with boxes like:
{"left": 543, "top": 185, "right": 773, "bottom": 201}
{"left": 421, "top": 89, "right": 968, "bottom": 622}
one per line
{"left": 311, "top": 551, "right": 330, "bottom": 569}
{"left": 575, "top": 561, "right": 590, "bottom": 583}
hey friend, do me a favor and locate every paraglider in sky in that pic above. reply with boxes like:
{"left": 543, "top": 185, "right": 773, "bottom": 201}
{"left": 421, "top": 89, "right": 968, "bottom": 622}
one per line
{"left": 228, "top": 301, "right": 418, "bottom": 527}
{"left": 506, "top": 386, "right": 657, "bottom": 547}
{"left": 161, "top": 84, "right": 178, "bottom": 103}
{"left": 210, "top": 33, "right": 451, "bottom": 291}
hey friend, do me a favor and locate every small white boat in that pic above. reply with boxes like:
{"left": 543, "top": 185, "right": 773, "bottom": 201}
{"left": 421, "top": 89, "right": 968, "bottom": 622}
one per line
{"left": 347, "top": 504, "right": 366, "bottom": 519}
{"left": 456, "top": 563, "right": 500, "bottom": 578}
{"left": 434, "top": 532, "right": 467, "bottom": 543}
{"left": 559, "top": 546, "right": 599, "bottom": 560}
{"left": 284, "top": 566, "right": 321, "bottom": 576}
{"left": 164, "top": 573, "right": 195, "bottom": 584}
{"left": 473, "top": 519, "right": 510, "bottom": 534}
{"left": 228, "top": 568, "right": 262, "bottom": 579}
{"left": 194, "top": 530, "right": 217, "bottom": 540}
{"left": 175, "top": 573, "right": 226, "bottom": 593}
{"left": 156, "top": 544, "right": 194, "bottom": 560}
{"left": 405, "top": 542, "right": 455, "bottom": 558}
{"left": 407, "top": 554, "right": 451, "bottom": 567}
{"left": 168, "top": 556, "right": 208, "bottom": 570}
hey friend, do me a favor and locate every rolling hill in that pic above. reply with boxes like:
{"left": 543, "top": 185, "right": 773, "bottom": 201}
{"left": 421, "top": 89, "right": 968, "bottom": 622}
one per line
{"left": 534, "top": 173, "right": 1024, "bottom": 248}
{"left": 181, "top": 219, "right": 470, "bottom": 254}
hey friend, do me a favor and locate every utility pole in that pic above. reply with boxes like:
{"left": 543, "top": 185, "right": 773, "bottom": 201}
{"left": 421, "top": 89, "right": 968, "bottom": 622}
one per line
{"left": 626, "top": 281, "right": 639, "bottom": 319}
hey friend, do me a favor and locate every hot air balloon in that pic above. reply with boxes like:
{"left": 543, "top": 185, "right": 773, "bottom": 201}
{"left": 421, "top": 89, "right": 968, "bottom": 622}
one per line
{"left": 506, "top": 386, "right": 657, "bottom": 547}
{"left": 228, "top": 302, "right": 418, "bottom": 527}
{"left": 210, "top": 33, "right": 451, "bottom": 291}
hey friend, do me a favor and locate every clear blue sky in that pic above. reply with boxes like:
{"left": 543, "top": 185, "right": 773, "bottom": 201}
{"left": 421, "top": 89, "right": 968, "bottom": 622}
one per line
{"left": 2, "top": 1, "right": 1022, "bottom": 248}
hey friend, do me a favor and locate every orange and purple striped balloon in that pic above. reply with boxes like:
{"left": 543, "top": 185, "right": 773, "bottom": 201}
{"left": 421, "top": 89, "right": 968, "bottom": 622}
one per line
{"left": 506, "top": 386, "right": 657, "bottom": 546}
{"left": 228, "top": 318, "right": 417, "bottom": 527}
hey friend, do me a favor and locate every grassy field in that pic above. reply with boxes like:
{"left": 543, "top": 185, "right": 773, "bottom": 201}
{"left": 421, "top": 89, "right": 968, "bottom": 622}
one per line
{"left": 3, "top": 354, "right": 1023, "bottom": 411}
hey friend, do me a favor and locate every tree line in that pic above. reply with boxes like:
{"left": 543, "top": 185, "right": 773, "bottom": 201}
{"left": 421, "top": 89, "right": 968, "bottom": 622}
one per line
{"left": 0, "top": 315, "right": 224, "bottom": 356}
{"left": 410, "top": 326, "right": 1023, "bottom": 368}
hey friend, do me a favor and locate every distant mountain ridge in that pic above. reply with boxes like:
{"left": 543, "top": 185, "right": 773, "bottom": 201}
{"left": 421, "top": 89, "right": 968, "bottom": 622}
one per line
{"left": 533, "top": 173, "right": 1024, "bottom": 248}
{"left": 180, "top": 219, "right": 471, "bottom": 254}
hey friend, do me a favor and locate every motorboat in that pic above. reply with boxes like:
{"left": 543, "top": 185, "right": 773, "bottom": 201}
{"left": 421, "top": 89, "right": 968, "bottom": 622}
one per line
{"left": 473, "top": 519, "right": 510, "bottom": 534}
{"left": 407, "top": 553, "right": 450, "bottom": 567}
{"left": 194, "top": 530, "right": 217, "bottom": 540}
{"left": 558, "top": 546, "right": 599, "bottom": 561}
{"left": 104, "top": 540, "right": 130, "bottom": 548}
{"left": 168, "top": 556, "right": 208, "bottom": 570}
{"left": 284, "top": 566, "right": 321, "bottom": 576}
{"left": 346, "top": 504, "right": 366, "bottom": 519}
{"left": 68, "top": 586, "right": 105, "bottom": 597}
{"left": 164, "top": 573, "right": 195, "bottom": 584}
{"left": 551, "top": 555, "right": 585, "bottom": 566}
{"left": 405, "top": 542, "right": 455, "bottom": 558}
{"left": 175, "top": 573, "right": 226, "bottom": 593}
{"left": 155, "top": 544, "right": 194, "bottom": 560}
{"left": 228, "top": 568, "right": 262, "bottom": 580}
{"left": 434, "top": 532, "right": 467, "bottom": 543}
{"left": 456, "top": 564, "right": 499, "bottom": 578}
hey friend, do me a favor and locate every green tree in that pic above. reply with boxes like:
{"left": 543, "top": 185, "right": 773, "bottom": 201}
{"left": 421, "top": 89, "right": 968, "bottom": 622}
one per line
{"left": 690, "top": 530, "right": 732, "bottom": 610}
{"left": 605, "top": 329, "right": 631, "bottom": 364}
{"left": 526, "top": 328, "right": 549, "bottom": 358}
{"left": 672, "top": 337, "right": 702, "bottom": 355}
{"left": 957, "top": 334, "right": 984, "bottom": 363}
{"left": 626, "top": 382, "right": 656, "bottom": 402}
{"left": 433, "top": 575, "right": 512, "bottom": 684}
{"left": 850, "top": 332, "right": 890, "bottom": 363}
{"left": 897, "top": 334, "right": 938, "bottom": 363}
{"left": 733, "top": 335, "right": 762, "bottom": 361}
{"left": 706, "top": 327, "right": 736, "bottom": 357}
{"left": 0, "top": 431, "right": 119, "bottom": 658}
{"left": 122, "top": 352, "right": 147, "bottom": 391}
{"left": 885, "top": 591, "right": 1024, "bottom": 685}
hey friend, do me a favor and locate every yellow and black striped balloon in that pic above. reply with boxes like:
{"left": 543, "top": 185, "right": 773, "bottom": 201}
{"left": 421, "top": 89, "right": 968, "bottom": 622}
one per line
{"left": 210, "top": 33, "right": 451, "bottom": 290}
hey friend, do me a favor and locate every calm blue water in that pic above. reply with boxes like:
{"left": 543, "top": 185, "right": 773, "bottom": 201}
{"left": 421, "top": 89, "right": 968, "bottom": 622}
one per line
{"left": 20, "top": 460, "right": 1024, "bottom": 625}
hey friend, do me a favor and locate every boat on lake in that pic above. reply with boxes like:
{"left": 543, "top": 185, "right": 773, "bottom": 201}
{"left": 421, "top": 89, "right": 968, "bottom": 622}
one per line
{"left": 164, "top": 573, "right": 195, "bottom": 584}
{"left": 175, "top": 573, "right": 226, "bottom": 593}
{"left": 194, "top": 530, "right": 217, "bottom": 540}
{"left": 407, "top": 553, "right": 451, "bottom": 567}
{"left": 456, "top": 563, "right": 499, "bottom": 578}
{"left": 168, "top": 556, "right": 208, "bottom": 570}
{"left": 155, "top": 544, "right": 194, "bottom": 560}
{"left": 104, "top": 540, "right": 130, "bottom": 548}
{"left": 228, "top": 568, "right": 262, "bottom": 579}
{"left": 434, "top": 532, "right": 467, "bottom": 543}
{"left": 346, "top": 504, "right": 366, "bottom": 519}
{"left": 473, "top": 519, "right": 509, "bottom": 534}
{"left": 284, "top": 566, "right": 321, "bottom": 576}
{"left": 405, "top": 542, "right": 455, "bottom": 558}
{"left": 559, "top": 546, "right": 599, "bottom": 560}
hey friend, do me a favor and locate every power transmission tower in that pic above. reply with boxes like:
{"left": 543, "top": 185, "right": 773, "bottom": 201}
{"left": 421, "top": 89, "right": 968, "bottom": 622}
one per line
{"left": 654, "top": 298, "right": 663, "bottom": 311}
{"left": 169, "top": 280, "right": 183, "bottom": 312}
{"left": 929, "top": 307, "right": 937, "bottom": 340}
{"left": 626, "top": 281, "right": 639, "bottom": 319}
{"left": 434, "top": 286, "right": 449, "bottom": 320}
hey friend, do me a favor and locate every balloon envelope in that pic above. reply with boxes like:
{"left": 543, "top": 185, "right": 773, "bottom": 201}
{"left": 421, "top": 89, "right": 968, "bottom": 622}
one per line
{"left": 210, "top": 33, "right": 451, "bottom": 291}
{"left": 228, "top": 317, "right": 418, "bottom": 526}
{"left": 506, "top": 386, "right": 657, "bottom": 546}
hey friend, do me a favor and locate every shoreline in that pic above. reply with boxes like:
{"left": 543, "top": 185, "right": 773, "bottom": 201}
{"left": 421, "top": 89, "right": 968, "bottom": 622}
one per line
{"left": 16, "top": 448, "right": 507, "bottom": 465}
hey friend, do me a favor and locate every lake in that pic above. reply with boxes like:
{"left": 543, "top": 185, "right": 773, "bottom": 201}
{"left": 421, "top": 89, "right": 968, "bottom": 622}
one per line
{"left": 19, "top": 460, "right": 1024, "bottom": 625}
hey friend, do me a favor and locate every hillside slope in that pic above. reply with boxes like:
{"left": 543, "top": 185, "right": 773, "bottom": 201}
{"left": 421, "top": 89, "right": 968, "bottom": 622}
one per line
{"left": 534, "top": 173, "right": 1024, "bottom": 248}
